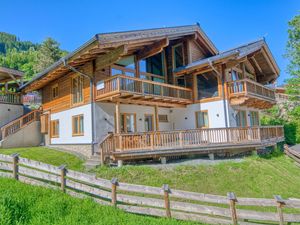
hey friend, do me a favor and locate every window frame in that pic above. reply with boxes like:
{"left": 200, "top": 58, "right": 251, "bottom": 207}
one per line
{"left": 144, "top": 114, "right": 154, "bottom": 132}
{"left": 249, "top": 111, "right": 259, "bottom": 126}
{"left": 158, "top": 114, "right": 168, "bottom": 123}
{"left": 72, "top": 114, "right": 84, "bottom": 136}
{"left": 195, "top": 110, "right": 209, "bottom": 128}
{"left": 236, "top": 110, "right": 248, "bottom": 127}
{"left": 50, "top": 119, "right": 59, "bottom": 138}
{"left": 51, "top": 83, "right": 59, "bottom": 100}
{"left": 71, "top": 74, "right": 84, "bottom": 106}
{"left": 119, "top": 113, "right": 137, "bottom": 133}
{"left": 172, "top": 43, "right": 185, "bottom": 69}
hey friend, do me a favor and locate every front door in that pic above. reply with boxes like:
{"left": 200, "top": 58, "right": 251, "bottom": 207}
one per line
{"left": 144, "top": 114, "right": 154, "bottom": 132}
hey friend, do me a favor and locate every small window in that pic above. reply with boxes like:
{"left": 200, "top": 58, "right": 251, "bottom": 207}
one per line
{"left": 72, "top": 75, "right": 84, "bottom": 105}
{"left": 158, "top": 114, "right": 168, "bottom": 123}
{"left": 249, "top": 111, "right": 259, "bottom": 126}
{"left": 197, "top": 73, "right": 219, "bottom": 100}
{"left": 195, "top": 111, "right": 209, "bottom": 128}
{"left": 51, "top": 84, "right": 59, "bottom": 99}
{"left": 72, "top": 114, "right": 84, "bottom": 136}
{"left": 50, "top": 120, "right": 59, "bottom": 138}
{"left": 172, "top": 43, "right": 184, "bottom": 69}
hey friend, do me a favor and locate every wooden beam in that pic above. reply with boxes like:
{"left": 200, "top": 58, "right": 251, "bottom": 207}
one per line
{"left": 116, "top": 102, "right": 121, "bottom": 134}
{"left": 154, "top": 105, "right": 159, "bottom": 131}
{"left": 97, "top": 45, "right": 128, "bottom": 70}
{"left": 250, "top": 56, "right": 263, "bottom": 74}
{"left": 136, "top": 38, "right": 169, "bottom": 61}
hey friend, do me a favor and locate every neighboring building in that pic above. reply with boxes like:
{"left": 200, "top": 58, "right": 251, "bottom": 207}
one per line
{"left": 0, "top": 67, "right": 42, "bottom": 148}
{"left": 17, "top": 25, "right": 284, "bottom": 162}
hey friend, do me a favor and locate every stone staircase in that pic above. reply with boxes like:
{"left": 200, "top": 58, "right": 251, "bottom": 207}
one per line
{"left": 84, "top": 155, "right": 102, "bottom": 169}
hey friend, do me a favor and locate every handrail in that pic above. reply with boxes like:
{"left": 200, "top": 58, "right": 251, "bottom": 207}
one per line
{"left": 100, "top": 126, "right": 284, "bottom": 152}
{"left": 227, "top": 79, "right": 276, "bottom": 101}
{"left": 1, "top": 110, "right": 40, "bottom": 139}
{"left": 0, "top": 91, "right": 22, "bottom": 104}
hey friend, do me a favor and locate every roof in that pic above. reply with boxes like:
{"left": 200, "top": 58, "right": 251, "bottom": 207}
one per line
{"left": 20, "top": 24, "right": 217, "bottom": 91}
{"left": 0, "top": 67, "right": 24, "bottom": 83}
{"left": 175, "top": 39, "right": 279, "bottom": 74}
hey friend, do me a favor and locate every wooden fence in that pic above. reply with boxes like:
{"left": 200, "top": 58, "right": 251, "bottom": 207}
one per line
{"left": 0, "top": 153, "right": 300, "bottom": 225}
{"left": 284, "top": 145, "right": 300, "bottom": 166}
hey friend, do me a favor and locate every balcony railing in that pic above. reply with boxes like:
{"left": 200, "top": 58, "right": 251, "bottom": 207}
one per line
{"left": 0, "top": 91, "right": 22, "bottom": 105}
{"left": 100, "top": 126, "right": 284, "bottom": 153}
{"left": 96, "top": 75, "right": 193, "bottom": 102}
{"left": 227, "top": 79, "right": 276, "bottom": 102}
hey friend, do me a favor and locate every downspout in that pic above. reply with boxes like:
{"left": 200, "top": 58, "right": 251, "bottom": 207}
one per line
{"left": 208, "top": 59, "right": 228, "bottom": 128}
{"left": 62, "top": 59, "right": 96, "bottom": 155}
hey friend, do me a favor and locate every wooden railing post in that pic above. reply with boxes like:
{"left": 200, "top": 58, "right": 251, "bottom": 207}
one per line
{"left": 274, "top": 195, "right": 285, "bottom": 225}
{"left": 58, "top": 165, "right": 66, "bottom": 192}
{"left": 12, "top": 153, "right": 19, "bottom": 180}
{"left": 163, "top": 184, "right": 171, "bottom": 218}
{"left": 179, "top": 132, "right": 183, "bottom": 147}
{"left": 227, "top": 192, "right": 238, "bottom": 225}
{"left": 111, "top": 178, "right": 119, "bottom": 206}
{"left": 150, "top": 133, "right": 154, "bottom": 150}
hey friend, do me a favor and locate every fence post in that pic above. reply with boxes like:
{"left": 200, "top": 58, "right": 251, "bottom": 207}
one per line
{"left": 111, "top": 178, "right": 119, "bottom": 206}
{"left": 163, "top": 184, "right": 171, "bottom": 218}
{"left": 11, "top": 153, "right": 19, "bottom": 180}
{"left": 274, "top": 195, "right": 285, "bottom": 225}
{"left": 58, "top": 165, "right": 66, "bottom": 192}
{"left": 227, "top": 192, "right": 238, "bottom": 225}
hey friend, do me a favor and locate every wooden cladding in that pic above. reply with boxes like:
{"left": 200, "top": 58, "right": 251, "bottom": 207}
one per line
{"left": 42, "top": 62, "right": 92, "bottom": 114}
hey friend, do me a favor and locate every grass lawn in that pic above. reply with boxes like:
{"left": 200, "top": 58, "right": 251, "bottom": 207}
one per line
{"left": 0, "top": 147, "right": 85, "bottom": 171}
{"left": 93, "top": 155, "right": 300, "bottom": 199}
{"left": 0, "top": 178, "right": 201, "bottom": 225}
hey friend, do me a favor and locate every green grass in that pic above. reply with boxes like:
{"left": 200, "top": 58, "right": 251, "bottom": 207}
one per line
{"left": 93, "top": 155, "right": 300, "bottom": 199}
{"left": 0, "top": 178, "right": 201, "bottom": 225}
{"left": 0, "top": 147, "right": 84, "bottom": 171}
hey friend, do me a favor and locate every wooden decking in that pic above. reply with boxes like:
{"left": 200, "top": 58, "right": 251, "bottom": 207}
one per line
{"left": 227, "top": 79, "right": 276, "bottom": 109}
{"left": 95, "top": 66, "right": 192, "bottom": 107}
{"left": 99, "top": 126, "right": 284, "bottom": 161}
{"left": 0, "top": 92, "right": 22, "bottom": 105}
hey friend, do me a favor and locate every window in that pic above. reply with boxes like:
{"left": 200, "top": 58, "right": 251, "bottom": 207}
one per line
{"left": 177, "top": 77, "right": 186, "bottom": 87}
{"left": 197, "top": 73, "right": 219, "bottom": 100}
{"left": 236, "top": 110, "right": 247, "bottom": 127}
{"left": 50, "top": 120, "right": 59, "bottom": 138}
{"left": 249, "top": 111, "right": 259, "bottom": 126}
{"left": 72, "top": 75, "right": 84, "bottom": 105}
{"left": 72, "top": 114, "right": 84, "bottom": 136}
{"left": 195, "top": 111, "right": 209, "bottom": 128}
{"left": 120, "top": 113, "right": 136, "bottom": 133}
{"left": 158, "top": 114, "right": 168, "bottom": 123}
{"left": 172, "top": 43, "right": 184, "bottom": 69}
{"left": 51, "top": 84, "right": 59, "bottom": 99}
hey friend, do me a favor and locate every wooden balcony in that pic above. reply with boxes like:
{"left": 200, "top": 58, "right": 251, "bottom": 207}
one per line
{"left": 0, "top": 91, "right": 22, "bottom": 105}
{"left": 95, "top": 74, "right": 193, "bottom": 107}
{"left": 227, "top": 79, "right": 276, "bottom": 109}
{"left": 99, "top": 126, "right": 284, "bottom": 161}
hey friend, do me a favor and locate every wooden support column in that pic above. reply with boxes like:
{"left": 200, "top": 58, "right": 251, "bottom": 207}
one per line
{"left": 134, "top": 56, "right": 140, "bottom": 78}
{"left": 115, "top": 102, "right": 122, "bottom": 149}
{"left": 154, "top": 105, "right": 159, "bottom": 131}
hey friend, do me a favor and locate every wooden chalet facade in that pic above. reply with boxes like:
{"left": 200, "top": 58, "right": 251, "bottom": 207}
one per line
{"left": 19, "top": 25, "right": 284, "bottom": 162}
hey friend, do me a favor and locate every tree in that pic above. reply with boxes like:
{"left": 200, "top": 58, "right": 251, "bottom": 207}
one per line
{"left": 34, "top": 38, "right": 67, "bottom": 73}
{"left": 286, "top": 14, "right": 300, "bottom": 99}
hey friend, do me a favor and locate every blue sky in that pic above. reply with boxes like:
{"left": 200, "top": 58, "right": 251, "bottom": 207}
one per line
{"left": 0, "top": 0, "right": 299, "bottom": 84}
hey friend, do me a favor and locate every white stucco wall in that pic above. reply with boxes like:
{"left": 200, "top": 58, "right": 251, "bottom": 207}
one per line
{"left": 0, "top": 104, "right": 24, "bottom": 127}
{"left": 50, "top": 104, "right": 92, "bottom": 144}
{"left": 171, "top": 100, "right": 228, "bottom": 130}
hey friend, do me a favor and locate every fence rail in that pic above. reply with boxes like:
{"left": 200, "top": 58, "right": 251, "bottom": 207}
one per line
{"left": 0, "top": 153, "right": 299, "bottom": 225}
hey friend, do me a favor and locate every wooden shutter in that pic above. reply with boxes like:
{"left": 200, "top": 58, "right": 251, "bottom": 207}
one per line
{"left": 40, "top": 114, "right": 49, "bottom": 134}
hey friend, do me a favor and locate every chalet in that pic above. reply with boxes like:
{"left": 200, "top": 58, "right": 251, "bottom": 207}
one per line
{"left": 8, "top": 24, "right": 283, "bottom": 163}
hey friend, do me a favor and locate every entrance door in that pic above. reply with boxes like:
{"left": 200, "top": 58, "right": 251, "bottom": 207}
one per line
{"left": 144, "top": 114, "right": 154, "bottom": 132}
{"left": 120, "top": 113, "right": 136, "bottom": 133}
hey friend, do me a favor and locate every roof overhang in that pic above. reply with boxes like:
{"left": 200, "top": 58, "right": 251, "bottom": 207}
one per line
{"left": 20, "top": 24, "right": 218, "bottom": 93}
{"left": 0, "top": 67, "right": 24, "bottom": 83}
